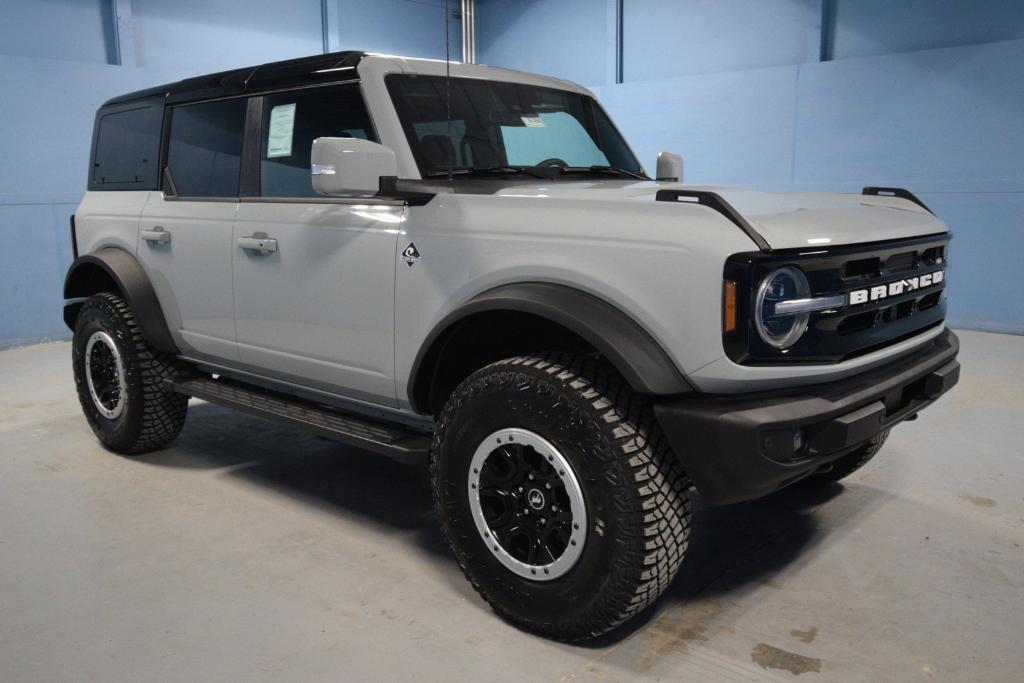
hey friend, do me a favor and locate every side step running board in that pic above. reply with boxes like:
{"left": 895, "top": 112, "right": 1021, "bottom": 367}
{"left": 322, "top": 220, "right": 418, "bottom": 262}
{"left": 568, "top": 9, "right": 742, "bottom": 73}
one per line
{"left": 168, "top": 376, "right": 431, "bottom": 463}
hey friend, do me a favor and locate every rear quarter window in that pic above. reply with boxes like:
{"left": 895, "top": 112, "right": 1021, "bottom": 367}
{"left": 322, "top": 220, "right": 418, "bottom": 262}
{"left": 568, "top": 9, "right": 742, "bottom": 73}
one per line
{"left": 90, "top": 102, "right": 163, "bottom": 190}
{"left": 165, "top": 98, "right": 247, "bottom": 198}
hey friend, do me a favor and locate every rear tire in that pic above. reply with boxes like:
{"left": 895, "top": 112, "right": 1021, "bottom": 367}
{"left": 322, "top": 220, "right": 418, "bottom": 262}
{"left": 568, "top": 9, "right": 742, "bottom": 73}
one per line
{"left": 803, "top": 430, "right": 889, "bottom": 485}
{"left": 431, "top": 353, "right": 691, "bottom": 641}
{"left": 72, "top": 292, "right": 188, "bottom": 454}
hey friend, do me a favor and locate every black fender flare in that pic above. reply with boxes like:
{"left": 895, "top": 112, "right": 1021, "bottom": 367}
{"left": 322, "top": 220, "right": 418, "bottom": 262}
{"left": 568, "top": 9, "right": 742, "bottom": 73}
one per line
{"left": 409, "top": 282, "right": 691, "bottom": 412}
{"left": 63, "top": 247, "right": 178, "bottom": 354}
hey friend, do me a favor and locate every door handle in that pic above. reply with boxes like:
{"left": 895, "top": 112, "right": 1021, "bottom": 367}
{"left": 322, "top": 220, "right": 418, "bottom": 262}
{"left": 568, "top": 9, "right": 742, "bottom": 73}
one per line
{"left": 141, "top": 226, "right": 171, "bottom": 245}
{"left": 238, "top": 234, "right": 278, "bottom": 254}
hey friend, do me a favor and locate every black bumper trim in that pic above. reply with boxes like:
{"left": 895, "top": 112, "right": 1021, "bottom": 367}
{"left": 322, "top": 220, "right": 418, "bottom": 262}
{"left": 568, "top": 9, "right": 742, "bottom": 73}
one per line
{"left": 654, "top": 329, "right": 959, "bottom": 505}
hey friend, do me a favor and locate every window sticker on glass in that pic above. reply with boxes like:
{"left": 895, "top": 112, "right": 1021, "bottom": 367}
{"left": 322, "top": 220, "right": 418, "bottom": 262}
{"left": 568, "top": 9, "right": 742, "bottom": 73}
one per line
{"left": 521, "top": 116, "right": 545, "bottom": 127}
{"left": 267, "top": 103, "right": 297, "bottom": 158}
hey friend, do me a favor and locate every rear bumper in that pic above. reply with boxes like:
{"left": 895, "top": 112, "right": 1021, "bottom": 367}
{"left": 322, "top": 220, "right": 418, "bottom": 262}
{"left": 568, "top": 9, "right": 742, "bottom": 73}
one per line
{"left": 654, "top": 329, "right": 959, "bottom": 505}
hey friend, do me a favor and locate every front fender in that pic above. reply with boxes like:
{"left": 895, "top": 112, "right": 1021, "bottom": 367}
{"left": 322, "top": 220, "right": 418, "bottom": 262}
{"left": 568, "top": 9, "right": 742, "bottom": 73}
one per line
{"left": 409, "top": 282, "right": 692, "bottom": 412}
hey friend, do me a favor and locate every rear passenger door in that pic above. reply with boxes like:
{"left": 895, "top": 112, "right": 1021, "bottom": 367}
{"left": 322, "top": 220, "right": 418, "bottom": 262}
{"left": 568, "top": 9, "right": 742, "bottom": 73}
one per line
{"left": 231, "top": 83, "right": 400, "bottom": 406}
{"left": 137, "top": 98, "right": 246, "bottom": 362}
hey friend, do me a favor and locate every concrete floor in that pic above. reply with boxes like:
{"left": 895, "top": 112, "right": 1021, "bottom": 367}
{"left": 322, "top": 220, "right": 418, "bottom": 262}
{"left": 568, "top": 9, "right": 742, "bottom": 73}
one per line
{"left": 1, "top": 330, "right": 1022, "bottom": 681}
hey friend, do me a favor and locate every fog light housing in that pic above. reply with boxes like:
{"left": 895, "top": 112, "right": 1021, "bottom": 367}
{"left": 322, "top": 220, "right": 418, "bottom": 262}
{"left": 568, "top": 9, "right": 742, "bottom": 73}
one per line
{"left": 755, "top": 266, "right": 811, "bottom": 349}
{"left": 761, "top": 427, "right": 808, "bottom": 463}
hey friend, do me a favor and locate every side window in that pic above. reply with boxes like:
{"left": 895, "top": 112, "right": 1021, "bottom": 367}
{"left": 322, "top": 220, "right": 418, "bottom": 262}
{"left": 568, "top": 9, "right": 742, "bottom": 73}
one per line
{"left": 92, "top": 105, "right": 162, "bottom": 188}
{"left": 166, "top": 98, "right": 246, "bottom": 198}
{"left": 260, "top": 84, "right": 376, "bottom": 198}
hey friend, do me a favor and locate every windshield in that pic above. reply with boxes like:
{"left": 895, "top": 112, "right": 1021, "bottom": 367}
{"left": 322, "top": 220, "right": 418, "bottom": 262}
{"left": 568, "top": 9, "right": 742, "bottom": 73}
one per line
{"left": 386, "top": 74, "right": 643, "bottom": 178}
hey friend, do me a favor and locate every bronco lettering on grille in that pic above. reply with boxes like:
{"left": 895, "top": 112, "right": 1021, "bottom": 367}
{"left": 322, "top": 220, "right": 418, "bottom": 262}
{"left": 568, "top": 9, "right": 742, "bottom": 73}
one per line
{"left": 849, "top": 270, "right": 945, "bottom": 305}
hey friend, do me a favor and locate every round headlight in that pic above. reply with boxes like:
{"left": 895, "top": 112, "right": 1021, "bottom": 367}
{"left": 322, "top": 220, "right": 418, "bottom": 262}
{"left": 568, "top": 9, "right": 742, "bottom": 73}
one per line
{"left": 755, "top": 266, "right": 811, "bottom": 349}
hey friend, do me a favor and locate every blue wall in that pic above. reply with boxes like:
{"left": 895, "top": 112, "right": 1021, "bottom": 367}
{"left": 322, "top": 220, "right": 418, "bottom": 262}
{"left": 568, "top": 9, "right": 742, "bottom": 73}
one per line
{"left": 3, "top": 1, "right": 1023, "bottom": 346}
{"left": 0, "top": 0, "right": 459, "bottom": 348}
{"left": 476, "top": 0, "right": 1024, "bottom": 334}
{"left": 624, "top": 0, "right": 822, "bottom": 81}
{"left": 829, "top": 0, "right": 1024, "bottom": 59}
{"left": 470, "top": 0, "right": 613, "bottom": 86}
{"left": 0, "top": 0, "right": 114, "bottom": 64}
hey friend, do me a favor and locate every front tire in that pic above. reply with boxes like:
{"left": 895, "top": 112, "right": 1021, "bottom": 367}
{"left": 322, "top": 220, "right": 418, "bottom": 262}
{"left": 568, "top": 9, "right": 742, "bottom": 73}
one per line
{"left": 431, "top": 354, "right": 691, "bottom": 641}
{"left": 72, "top": 292, "right": 188, "bottom": 454}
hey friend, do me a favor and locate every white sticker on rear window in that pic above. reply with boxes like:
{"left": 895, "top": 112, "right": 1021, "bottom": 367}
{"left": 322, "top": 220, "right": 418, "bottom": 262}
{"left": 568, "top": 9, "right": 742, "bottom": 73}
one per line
{"left": 267, "top": 103, "right": 296, "bottom": 158}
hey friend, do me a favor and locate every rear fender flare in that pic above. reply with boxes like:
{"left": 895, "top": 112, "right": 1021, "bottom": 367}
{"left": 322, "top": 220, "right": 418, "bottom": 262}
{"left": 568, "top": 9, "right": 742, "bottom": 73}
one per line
{"left": 63, "top": 247, "right": 178, "bottom": 354}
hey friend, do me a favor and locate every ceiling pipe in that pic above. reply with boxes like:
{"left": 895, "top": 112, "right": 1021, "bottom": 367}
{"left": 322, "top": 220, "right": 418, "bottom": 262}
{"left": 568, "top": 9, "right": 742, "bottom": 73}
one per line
{"left": 461, "top": 0, "right": 476, "bottom": 64}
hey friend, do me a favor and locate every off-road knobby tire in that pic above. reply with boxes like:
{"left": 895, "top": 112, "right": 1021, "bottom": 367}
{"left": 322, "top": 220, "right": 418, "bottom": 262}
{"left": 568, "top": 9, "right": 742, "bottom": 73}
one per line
{"left": 430, "top": 353, "right": 692, "bottom": 641}
{"left": 72, "top": 292, "right": 188, "bottom": 454}
{"left": 803, "top": 429, "right": 890, "bottom": 485}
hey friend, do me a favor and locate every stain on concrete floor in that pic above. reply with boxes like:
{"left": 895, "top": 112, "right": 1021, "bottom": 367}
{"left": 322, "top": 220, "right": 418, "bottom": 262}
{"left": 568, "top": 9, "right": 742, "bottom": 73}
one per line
{"left": 790, "top": 626, "right": 819, "bottom": 643}
{"left": 751, "top": 642, "right": 823, "bottom": 676}
{"left": 638, "top": 600, "right": 722, "bottom": 672}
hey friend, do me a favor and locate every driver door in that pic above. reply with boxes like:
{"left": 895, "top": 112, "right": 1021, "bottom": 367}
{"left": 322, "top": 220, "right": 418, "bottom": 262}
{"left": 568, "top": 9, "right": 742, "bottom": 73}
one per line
{"left": 231, "top": 83, "right": 400, "bottom": 406}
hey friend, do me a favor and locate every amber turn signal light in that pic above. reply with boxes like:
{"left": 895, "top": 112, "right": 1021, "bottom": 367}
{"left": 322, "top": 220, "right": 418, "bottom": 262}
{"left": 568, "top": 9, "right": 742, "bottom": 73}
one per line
{"left": 723, "top": 280, "right": 737, "bottom": 332}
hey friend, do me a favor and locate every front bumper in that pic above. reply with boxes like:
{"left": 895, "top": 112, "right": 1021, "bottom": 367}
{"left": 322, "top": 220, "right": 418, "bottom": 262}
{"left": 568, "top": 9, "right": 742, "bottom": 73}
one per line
{"left": 654, "top": 329, "right": 959, "bottom": 505}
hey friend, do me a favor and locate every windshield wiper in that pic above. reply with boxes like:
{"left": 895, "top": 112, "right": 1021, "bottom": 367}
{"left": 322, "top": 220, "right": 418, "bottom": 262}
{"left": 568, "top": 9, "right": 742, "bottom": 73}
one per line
{"left": 425, "top": 165, "right": 548, "bottom": 179}
{"left": 424, "top": 165, "right": 647, "bottom": 180}
{"left": 559, "top": 165, "right": 648, "bottom": 180}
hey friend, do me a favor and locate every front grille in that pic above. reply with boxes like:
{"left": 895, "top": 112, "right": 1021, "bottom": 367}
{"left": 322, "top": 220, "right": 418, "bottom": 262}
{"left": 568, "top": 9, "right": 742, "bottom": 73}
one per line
{"left": 884, "top": 251, "right": 916, "bottom": 272}
{"left": 844, "top": 257, "right": 879, "bottom": 279}
{"left": 723, "top": 234, "right": 949, "bottom": 365}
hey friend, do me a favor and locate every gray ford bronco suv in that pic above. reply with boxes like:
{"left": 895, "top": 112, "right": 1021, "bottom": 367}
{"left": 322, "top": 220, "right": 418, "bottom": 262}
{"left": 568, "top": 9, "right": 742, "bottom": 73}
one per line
{"left": 65, "top": 51, "right": 959, "bottom": 640}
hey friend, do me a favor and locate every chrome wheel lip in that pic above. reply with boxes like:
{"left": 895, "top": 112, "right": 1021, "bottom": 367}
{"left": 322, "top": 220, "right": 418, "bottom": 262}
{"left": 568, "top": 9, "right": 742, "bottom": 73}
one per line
{"left": 84, "top": 330, "right": 127, "bottom": 420}
{"left": 468, "top": 428, "right": 587, "bottom": 582}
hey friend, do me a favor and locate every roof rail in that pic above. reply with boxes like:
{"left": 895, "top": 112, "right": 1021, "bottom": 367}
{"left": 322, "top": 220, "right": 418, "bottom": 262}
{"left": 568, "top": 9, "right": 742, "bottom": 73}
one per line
{"left": 102, "top": 50, "right": 368, "bottom": 107}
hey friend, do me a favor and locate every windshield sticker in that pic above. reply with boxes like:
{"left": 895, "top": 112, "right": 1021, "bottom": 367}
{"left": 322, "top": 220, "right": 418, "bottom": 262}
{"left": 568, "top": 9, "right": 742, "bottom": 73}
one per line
{"left": 521, "top": 116, "right": 546, "bottom": 128}
{"left": 267, "top": 103, "right": 296, "bottom": 158}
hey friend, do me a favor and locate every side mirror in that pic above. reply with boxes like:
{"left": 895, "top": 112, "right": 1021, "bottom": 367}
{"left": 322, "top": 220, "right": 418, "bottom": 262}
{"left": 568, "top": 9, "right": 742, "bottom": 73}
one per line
{"left": 656, "top": 152, "right": 683, "bottom": 183}
{"left": 311, "top": 137, "right": 397, "bottom": 195}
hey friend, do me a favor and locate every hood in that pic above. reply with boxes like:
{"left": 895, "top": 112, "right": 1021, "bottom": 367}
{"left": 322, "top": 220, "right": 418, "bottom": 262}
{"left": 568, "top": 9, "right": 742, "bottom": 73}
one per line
{"left": 491, "top": 181, "right": 946, "bottom": 250}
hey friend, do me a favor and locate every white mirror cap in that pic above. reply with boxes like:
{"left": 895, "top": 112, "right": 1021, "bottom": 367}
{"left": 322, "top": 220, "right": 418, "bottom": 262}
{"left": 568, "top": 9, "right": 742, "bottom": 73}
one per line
{"left": 656, "top": 151, "right": 683, "bottom": 183}
{"left": 311, "top": 137, "right": 398, "bottom": 195}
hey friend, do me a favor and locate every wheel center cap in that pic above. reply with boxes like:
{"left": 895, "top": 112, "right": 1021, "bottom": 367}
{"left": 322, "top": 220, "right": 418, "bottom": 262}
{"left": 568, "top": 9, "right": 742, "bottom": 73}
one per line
{"left": 527, "top": 488, "right": 546, "bottom": 510}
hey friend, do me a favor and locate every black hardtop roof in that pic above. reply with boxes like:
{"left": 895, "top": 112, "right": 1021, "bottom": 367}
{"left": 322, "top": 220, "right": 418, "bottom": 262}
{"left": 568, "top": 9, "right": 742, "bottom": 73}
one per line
{"left": 103, "top": 50, "right": 367, "bottom": 108}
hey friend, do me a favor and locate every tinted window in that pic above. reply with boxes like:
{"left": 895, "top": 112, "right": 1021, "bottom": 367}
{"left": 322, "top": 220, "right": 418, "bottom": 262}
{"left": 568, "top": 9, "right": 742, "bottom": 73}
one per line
{"left": 92, "top": 105, "right": 162, "bottom": 188}
{"left": 260, "top": 84, "right": 376, "bottom": 197}
{"left": 166, "top": 98, "right": 246, "bottom": 197}
{"left": 387, "top": 75, "right": 641, "bottom": 176}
